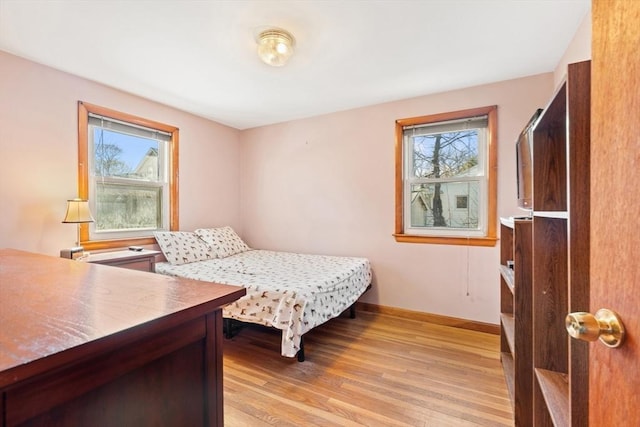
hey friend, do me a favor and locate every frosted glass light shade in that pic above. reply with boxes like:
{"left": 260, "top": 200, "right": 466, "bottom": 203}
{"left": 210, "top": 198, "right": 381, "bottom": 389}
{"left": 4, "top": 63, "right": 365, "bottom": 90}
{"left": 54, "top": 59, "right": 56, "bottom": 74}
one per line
{"left": 257, "top": 29, "right": 295, "bottom": 67}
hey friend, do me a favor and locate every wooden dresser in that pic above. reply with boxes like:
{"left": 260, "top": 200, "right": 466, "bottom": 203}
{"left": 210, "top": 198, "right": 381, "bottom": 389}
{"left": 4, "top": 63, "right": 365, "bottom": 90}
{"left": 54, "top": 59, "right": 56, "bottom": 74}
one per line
{"left": 0, "top": 249, "right": 245, "bottom": 427}
{"left": 85, "top": 249, "right": 162, "bottom": 272}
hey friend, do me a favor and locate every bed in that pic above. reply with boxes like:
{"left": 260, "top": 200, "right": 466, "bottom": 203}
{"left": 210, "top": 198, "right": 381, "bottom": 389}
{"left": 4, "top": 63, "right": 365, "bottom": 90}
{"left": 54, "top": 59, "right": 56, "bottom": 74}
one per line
{"left": 153, "top": 227, "right": 372, "bottom": 361}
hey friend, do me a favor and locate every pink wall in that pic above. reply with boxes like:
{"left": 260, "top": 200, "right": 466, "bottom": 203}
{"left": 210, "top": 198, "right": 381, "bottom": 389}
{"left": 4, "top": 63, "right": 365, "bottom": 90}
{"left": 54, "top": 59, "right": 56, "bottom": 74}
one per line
{"left": 0, "top": 51, "right": 242, "bottom": 256}
{"left": 554, "top": 10, "right": 592, "bottom": 86}
{"left": 239, "top": 74, "right": 554, "bottom": 324}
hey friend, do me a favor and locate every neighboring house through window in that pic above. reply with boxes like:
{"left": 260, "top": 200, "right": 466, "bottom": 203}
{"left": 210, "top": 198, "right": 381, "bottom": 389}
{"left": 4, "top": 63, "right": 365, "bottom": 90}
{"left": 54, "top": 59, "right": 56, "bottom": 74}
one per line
{"left": 77, "top": 102, "right": 179, "bottom": 250}
{"left": 456, "top": 195, "right": 469, "bottom": 209}
{"left": 394, "top": 106, "right": 497, "bottom": 246}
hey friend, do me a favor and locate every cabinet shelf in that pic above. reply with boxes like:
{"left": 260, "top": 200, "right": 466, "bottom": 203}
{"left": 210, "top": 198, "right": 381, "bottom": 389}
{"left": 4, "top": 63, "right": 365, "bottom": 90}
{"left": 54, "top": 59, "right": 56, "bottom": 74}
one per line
{"left": 500, "top": 352, "right": 515, "bottom": 406}
{"left": 500, "top": 313, "right": 515, "bottom": 355}
{"left": 499, "top": 219, "right": 532, "bottom": 426}
{"left": 535, "top": 369, "right": 569, "bottom": 427}
{"left": 499, "top": 265, "right": 514, "bottom": 293}
{"left": 533, "top": 211, "right": 569, "bottom": 219}
{"left": 500, "top": 216, "right": 515, "bottom": 228}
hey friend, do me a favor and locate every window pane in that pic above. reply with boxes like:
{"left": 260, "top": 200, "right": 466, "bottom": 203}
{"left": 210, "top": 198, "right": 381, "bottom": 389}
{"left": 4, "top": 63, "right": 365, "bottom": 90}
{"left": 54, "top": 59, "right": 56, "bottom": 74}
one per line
{"left": 93, "top": 128, "right": 160, "bottom": 180}
{"left": 95, "top": 183, "right": 162, "bottom": 232}
{"left": 411, "top": 131, "right": 479, "bottom": 179}
{"left": 410, "top": 181, "right": 479, "bottom": 229}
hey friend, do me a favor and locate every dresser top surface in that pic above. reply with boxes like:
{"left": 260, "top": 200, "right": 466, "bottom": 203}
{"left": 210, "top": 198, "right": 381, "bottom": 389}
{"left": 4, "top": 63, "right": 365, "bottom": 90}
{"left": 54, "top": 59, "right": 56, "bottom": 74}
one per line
{"left": 0, "top": 248, "right": 245, "bottom": 386}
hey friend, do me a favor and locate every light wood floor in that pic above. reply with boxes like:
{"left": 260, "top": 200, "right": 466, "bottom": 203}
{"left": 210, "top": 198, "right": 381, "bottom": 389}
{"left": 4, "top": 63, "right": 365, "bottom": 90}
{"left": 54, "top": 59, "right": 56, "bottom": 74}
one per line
{"left": 223, "top": 311, "right": 514, "bottom": 426}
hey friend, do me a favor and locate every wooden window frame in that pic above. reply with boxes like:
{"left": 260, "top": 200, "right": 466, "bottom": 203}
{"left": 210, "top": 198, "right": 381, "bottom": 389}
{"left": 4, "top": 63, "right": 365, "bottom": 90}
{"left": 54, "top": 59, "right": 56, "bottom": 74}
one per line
{"left": 77, "top": 101, "right": 179, "bottom": 250}
{"left": 394, "top": 105, "right": 498, "bottom": 247}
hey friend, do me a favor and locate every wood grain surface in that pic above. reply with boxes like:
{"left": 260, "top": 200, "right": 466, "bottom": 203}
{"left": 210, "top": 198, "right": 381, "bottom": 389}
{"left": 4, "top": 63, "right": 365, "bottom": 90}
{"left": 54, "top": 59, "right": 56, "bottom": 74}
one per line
{"left": 223, "top": 311, "right": 513, "bottom": 426}
{"left": 0, "top": 248, "right": 244, "bottom": 385}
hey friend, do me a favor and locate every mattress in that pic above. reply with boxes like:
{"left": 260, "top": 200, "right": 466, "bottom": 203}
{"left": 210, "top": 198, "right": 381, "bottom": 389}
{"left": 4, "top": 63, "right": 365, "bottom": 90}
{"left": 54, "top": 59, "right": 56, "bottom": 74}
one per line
{"left": 155, "top": 249, "right": 372, "bottom": 357}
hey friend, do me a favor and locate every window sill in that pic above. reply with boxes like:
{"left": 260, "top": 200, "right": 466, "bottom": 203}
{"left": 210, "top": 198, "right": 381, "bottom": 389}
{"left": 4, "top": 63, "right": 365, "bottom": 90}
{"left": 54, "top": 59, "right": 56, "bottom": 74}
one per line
{"left": 393, "top": 233, "right": 498, "bottom": 247}
{"left": 81, "top": 237, "right": 157, "bottom": 251}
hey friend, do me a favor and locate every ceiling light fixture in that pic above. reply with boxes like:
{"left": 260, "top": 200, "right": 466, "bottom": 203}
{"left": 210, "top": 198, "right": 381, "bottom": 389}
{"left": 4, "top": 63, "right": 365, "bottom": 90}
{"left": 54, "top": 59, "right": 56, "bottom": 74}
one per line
{"left": 256, "top": 28, "right": 295, "bottom": 67}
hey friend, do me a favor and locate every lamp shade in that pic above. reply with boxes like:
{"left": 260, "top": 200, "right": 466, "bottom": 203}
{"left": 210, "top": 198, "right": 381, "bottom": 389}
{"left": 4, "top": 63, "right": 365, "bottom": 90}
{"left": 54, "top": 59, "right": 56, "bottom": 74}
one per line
{"left": 257, "top": 28, "right": 295, "bottom": 67}
{"left": 62, "top": 199, "right": 94, "bottom": 223}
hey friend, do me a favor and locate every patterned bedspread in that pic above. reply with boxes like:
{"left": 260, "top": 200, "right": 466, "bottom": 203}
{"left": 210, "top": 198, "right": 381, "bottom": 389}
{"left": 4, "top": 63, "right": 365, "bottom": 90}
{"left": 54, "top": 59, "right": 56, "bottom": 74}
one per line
{"left": 155, "top": 250, "right": 372, "bottom": 357}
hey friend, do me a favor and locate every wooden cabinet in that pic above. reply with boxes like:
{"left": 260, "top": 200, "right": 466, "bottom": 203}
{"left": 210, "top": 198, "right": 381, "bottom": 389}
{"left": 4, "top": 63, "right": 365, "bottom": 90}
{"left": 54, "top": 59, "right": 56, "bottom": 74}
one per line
{"left": 86, "top": 249, "right": 161, "bottom": 272}
{"left": 500, "top": 60, "right": 590, "bottom": 426}
{"left": 499, "top": 217, "right": 533, "bottom": 426}
{"left": 0, "top": 249, "right": 246, "bottom": 427}
{"left": 531, "top": 60, "right": 591, "bottom": 427}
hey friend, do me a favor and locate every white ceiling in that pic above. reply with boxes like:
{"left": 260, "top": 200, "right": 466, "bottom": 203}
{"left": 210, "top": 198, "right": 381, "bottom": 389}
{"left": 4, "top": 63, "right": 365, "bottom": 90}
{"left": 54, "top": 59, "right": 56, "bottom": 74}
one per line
{"left": 0, "top": 0, "right": 590, "bottom": 130}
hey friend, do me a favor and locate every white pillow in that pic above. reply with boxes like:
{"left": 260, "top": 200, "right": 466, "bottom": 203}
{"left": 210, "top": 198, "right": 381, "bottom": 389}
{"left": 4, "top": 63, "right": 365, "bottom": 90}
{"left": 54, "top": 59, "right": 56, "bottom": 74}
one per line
{"left": 195, "top": 226, "right": 250, "bottom": 258}
{"left": 154, "top": 231, "right": 216, "bottom": 265}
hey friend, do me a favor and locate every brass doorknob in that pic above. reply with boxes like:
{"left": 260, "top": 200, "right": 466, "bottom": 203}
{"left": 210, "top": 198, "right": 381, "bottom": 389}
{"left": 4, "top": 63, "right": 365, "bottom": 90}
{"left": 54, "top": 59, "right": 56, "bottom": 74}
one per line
{"left": 565, "top": 309, "right": 625, "bottom": 348}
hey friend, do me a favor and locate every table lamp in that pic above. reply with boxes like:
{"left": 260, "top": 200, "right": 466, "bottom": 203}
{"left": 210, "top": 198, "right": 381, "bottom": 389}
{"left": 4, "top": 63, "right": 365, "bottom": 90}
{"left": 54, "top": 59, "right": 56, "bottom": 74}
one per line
{"left": 61, "top": 198, "right": 94, "bottom": 259}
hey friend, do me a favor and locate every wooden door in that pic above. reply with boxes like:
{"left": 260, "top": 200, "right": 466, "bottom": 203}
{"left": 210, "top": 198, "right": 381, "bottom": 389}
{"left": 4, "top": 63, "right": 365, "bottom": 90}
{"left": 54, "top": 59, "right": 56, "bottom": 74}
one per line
{"left": 590, "top": 1, "right": 640, "bottom": 425}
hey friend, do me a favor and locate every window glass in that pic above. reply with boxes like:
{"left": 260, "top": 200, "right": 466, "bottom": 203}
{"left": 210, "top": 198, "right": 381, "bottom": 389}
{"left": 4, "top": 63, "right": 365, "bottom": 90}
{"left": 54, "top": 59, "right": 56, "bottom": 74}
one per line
{"left": 90, "top": 124, "right": 167, "bottom": 237}
{"left": 411, "top": 130, "right": 480, "bottom": 178}
{"left": 405, "top": 122, "right": 485, "bottom": 236}
{"left": 94, "top": 129, "right": 160, "bottom": 180}
{"left": 409, "top": 181, "right": 479, "bottom": 229}
{"left": 95, "top": 183, "right": 162, "bottom": 231}
{"left": 456, "top": 195, "right": 468, "bottom": 209}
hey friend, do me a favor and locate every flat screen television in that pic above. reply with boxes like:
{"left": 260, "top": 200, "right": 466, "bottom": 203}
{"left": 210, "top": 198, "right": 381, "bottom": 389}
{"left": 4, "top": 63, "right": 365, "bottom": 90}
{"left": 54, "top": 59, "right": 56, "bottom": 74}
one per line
{"left": 516, "top": 109, "right": 543, "bottom": 210}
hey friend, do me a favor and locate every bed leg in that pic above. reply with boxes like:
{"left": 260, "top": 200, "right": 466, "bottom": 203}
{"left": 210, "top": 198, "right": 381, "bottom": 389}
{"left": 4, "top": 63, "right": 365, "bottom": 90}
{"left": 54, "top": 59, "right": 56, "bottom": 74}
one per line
{"left": 224, "top": 318, "right": 232, "bottom": 339}
{"left": 350, "top": 304, "right": 356, "bottom": 319}
{"left": 297, "top": 337, "right": 305, "bottom": 362}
